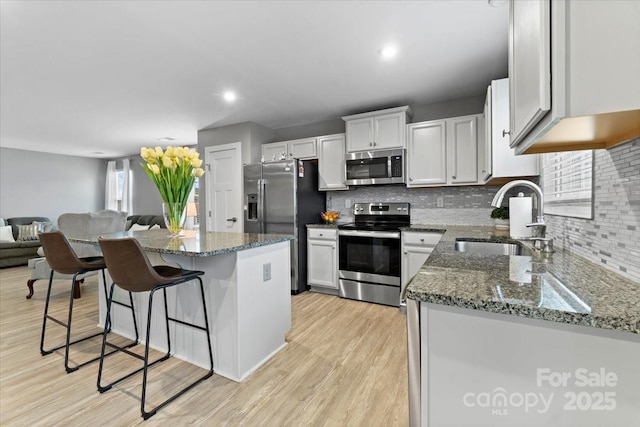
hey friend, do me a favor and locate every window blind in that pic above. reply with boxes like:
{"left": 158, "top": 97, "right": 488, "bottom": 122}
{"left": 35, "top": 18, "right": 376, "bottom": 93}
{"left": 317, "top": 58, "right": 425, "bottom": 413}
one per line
{"left": 542, "top": 150, "right": 594, "bottom": 219}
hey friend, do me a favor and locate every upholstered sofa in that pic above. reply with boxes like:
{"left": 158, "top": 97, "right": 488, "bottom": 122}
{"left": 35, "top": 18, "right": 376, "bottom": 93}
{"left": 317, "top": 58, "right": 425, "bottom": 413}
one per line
{"left": 126, "top": 215, "right": 166, "bottom": 230}
{"left": 26, "top": 210, "right": 128, "bottom": 299}
{"left": 0, "top": 217, "right": 52, "bottom": 268}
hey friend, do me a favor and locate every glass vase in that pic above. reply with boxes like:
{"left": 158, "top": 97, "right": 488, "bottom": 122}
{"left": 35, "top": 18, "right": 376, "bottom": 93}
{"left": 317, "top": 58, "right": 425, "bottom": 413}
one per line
{"left": 162, "top": 203, "right": 187, "bottom": 236}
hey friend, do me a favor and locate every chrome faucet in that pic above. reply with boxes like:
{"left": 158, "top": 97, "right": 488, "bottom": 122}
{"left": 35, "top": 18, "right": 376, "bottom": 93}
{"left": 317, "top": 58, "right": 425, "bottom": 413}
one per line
{"left": 491, "top": 180, "right": 553, "bottom": 252}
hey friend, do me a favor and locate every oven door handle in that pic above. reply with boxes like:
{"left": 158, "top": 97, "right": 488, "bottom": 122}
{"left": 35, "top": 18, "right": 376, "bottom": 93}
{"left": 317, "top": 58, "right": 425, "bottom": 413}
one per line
{"left": 338, "top": 230, "right": 400, "bottom": 239}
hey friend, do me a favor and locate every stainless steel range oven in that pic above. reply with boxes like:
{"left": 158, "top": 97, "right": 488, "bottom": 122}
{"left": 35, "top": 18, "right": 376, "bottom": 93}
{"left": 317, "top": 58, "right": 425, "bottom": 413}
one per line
{"left": 338, "top": 202, "right": 409, "bottom": 306}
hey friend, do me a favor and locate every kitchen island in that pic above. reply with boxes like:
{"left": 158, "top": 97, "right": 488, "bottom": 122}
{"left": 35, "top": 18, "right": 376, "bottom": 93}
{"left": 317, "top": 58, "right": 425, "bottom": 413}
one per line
{"left": 405, "top": 225, "right": 640, "bottom": 426}
{"left": 71, "top": 229, "right": 293, "bottom": 382}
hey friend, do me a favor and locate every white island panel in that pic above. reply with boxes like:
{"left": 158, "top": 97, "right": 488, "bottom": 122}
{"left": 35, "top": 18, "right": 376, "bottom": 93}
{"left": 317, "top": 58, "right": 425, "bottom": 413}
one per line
{"left": 91, "top": 232, "right": 292, "bottom": 383}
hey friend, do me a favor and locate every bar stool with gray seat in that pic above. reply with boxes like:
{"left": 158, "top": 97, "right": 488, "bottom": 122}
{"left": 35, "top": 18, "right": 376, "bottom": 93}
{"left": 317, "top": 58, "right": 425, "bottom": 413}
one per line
{"left": 97, "top": 237, "right": 214, "bottom": 420}
{"left": 38, "top": 231, "right": 138, "bottom": 373}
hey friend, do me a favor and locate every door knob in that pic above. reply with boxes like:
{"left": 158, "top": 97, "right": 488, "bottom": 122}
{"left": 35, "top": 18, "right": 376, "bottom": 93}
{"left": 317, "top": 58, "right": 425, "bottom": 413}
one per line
{"left": 226, "top": 217, "right": 237, "bottom": 222}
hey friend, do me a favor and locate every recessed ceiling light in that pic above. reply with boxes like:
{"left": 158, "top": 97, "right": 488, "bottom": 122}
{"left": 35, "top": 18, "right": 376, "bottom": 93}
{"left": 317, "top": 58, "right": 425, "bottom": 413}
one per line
{"left": 157, "top": 137, "right": 175, "bottom": 142}
{"left": 223, "top": 91, "right": 237, "bottom": 102}
{"left": 90, "top": 151, "right": 104, "bottom": 155}
{"left": 380, "top": 44, "right": 397, "bottom": 60}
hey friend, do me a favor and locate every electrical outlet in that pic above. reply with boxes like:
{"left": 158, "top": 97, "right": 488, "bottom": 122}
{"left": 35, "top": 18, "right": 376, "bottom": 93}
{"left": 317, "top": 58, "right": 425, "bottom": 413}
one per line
{"left": 345, "top": 199, "right": 351, "bottom": 208}
{"left": 263, "top": 263, "right": 271, "bottom": 282}
{"left": 437, "top": 197, "right": 444, "bottom": 208}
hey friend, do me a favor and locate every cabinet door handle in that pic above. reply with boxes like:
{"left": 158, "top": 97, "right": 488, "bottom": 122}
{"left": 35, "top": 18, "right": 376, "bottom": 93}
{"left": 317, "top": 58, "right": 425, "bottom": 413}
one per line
{"left": 502, "top": 129, "right": 511, "bottom": 137}
{"left": 452, "top": 175, "right": 457, "bottom": 179}
{"left": 226, "top": 217, "right": 237, "bottom": 222}
{"left": 409, "top": 177, "right": 413, "bottom": 181}
{"left": 420, "top": 238, "right": 424, "bottom": 242}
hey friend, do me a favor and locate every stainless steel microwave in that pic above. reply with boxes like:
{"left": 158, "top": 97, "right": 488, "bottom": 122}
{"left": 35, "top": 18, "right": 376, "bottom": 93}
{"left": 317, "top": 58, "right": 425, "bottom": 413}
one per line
{"left": 345, "top": 149, "right": 405, "bottom": 186}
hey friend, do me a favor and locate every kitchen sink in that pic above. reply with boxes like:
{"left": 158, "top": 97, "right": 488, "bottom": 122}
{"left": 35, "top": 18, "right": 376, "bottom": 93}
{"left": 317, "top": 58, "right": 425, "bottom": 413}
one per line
{"left": 454, "top": 238, "right": 525, "bottom": 256}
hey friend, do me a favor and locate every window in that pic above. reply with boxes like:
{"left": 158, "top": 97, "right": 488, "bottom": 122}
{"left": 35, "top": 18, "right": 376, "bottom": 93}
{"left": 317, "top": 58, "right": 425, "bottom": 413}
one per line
{"left": 542, "top": 150, "right": 594, "bottom": 219}
{"left": 105, "top": 159, "right": 132, "bottom": 213}
{"left": 116, "top": 169, "right": 132, "bottom": 211}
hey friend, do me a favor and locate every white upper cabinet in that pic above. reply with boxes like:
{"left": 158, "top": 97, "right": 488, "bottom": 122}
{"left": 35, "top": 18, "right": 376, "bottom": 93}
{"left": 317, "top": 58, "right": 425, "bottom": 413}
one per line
{"left": 509, "top": 0, "right": 551, "bottom": 148}
{"left": 261, "top": 141, "right": 289, "bottom": 162}
{"left": 262, "top": 137, "right": 317, "bottom": 162}
{"left": 508, "top": 0, "right": 640, "bottom": 154}
{"left": 343, "top": 106, "right": 412, "bottom": 152}
{"left": 407, "top": 121, "right": 447, "bottom": 186}
{"left": 447, "top": 115, "right": 479, "bottom": 185}
{"left": 407, "top": 114, "right": 483, "bottom": 187}
{"left": 317, "top": 133, "right": 348, "bottom": 191}
{"left": 482, "top": 78, "right": 539, "bottom": 182}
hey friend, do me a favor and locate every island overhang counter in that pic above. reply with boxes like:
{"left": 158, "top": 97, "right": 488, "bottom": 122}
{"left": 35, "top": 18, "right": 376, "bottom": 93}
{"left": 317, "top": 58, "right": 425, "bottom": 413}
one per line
{"left": 70, "top": 229, "right": 294, "bottom": 382}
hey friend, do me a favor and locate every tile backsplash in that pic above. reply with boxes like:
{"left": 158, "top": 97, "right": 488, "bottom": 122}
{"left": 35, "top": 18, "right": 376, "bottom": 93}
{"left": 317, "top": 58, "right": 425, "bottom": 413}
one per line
{"left": 326, "top": 185, "right": 502, "bottom": 226}
{"left": 545, "top": 138, "right": 640, "bottom": 282}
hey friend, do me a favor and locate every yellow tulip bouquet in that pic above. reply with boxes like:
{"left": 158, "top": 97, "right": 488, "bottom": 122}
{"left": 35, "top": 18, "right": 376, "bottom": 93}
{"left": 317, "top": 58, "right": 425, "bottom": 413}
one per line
{"left": 140, "top": 146, "right": 205, "bottom": 234}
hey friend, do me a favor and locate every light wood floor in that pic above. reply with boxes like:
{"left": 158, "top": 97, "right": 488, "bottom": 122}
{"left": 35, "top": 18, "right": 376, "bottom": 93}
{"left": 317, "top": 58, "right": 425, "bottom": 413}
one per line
{"left": 0, "top": 266, "right": 408, "bottom": 426}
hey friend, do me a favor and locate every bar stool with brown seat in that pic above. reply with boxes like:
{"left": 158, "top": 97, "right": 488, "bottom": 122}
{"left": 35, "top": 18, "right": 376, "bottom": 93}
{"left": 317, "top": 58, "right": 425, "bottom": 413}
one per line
{"left": 97, "top": 237, "right": 214, "bottom": 420}
{"left": 38, "top": 231, "right": 138, "bottom": 373}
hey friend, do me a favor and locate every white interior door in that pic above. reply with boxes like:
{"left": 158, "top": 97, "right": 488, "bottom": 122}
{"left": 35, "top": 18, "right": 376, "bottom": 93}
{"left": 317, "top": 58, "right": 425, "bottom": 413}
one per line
{"left": 205, "top": 143, "right": 242, "bottom": 232}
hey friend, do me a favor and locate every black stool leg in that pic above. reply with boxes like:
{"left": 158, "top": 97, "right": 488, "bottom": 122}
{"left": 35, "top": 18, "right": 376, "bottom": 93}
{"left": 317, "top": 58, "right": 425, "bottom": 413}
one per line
{"left": 100, "top": 269, "right": 112, "bottom": 334}
{"left": 141, "top": 288, "right": 159, "bottom": 420}
{"left": 40, "top": 270, "right": 56, "bottom": 355}
{"left": 97, "top": 283, "right": 115, "bottom": 392}
{"left": 64, "top": 272, "right": 80, "bottom": 373}
{"left": 198, "top": 277, "right": 214, "bottom": 374}
{"left": 140, "top": 278, "right": 214, "bottom": 420}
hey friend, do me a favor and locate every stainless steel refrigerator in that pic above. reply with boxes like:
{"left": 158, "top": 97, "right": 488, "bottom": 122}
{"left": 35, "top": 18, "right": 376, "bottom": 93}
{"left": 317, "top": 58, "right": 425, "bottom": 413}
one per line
{"left": 243, "top": 159, "right": 326, "bottom": 294}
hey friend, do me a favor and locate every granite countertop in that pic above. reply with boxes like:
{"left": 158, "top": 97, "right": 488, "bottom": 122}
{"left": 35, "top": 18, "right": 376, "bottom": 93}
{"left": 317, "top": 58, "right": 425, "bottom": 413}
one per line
{"left": 69, "top": 229, "right": 293, "bottom": 257}
{"left": 306, "top": 223, "right": 339, "bottom": 229}
{"left": 404, "top": 225, "right": 640, "bottom": 334}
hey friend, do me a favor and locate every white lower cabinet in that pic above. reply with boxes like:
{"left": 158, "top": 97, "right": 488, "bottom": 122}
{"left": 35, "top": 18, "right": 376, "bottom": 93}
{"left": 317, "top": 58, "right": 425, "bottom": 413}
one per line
{"left": 401, "top": 231, "right": 442, "bottom": 305}
{"left": 307, "top": 228, "right": 338, "bottom": 293}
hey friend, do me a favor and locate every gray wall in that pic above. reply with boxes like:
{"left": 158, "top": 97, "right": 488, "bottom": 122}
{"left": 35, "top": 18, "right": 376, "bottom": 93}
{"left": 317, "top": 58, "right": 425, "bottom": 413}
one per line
{"left": 197, "top": 122, "right": 274, "bottom": 228}
{"left": 273, "top": 118, "right": 345, "bottom": 141}
{"left": 268, "top": 95, "right": 486, "bottom": 142}
{"left": 0, "top": 147, "right": 105, "bottom": 222}
{"left": 109, "top": 155, "right": 165, "bottom": 216}
{"left": 411, "top": 95, "right": 486, "bottom": 122}
{"left": 545, "top": 138, "right": 640, "bottom": 282}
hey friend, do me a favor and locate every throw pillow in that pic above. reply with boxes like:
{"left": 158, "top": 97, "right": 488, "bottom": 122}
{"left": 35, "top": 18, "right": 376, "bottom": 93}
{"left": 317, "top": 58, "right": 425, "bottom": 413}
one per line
{"left": 32, "top": 220, "right": 54, "bottom": 232}
{"left": 129, "top": 223, "right": 149, "bottom": 232}
{"left": 0, "top": 225, "right": 15, "bottom": 242}
{"left": 0, "top": 218, "right": 5, "bottom": 227}
{"left": 148, "top": 224, "right": 160, "bottom": 230}
{"left": 17, "top": 224, "right": 40, "bottom": 241}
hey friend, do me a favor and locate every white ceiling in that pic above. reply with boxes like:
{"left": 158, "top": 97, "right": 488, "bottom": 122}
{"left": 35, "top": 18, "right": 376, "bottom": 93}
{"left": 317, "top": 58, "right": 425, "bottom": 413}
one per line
{"left": 0, "top": 0, "right": 508, "bottom": 158}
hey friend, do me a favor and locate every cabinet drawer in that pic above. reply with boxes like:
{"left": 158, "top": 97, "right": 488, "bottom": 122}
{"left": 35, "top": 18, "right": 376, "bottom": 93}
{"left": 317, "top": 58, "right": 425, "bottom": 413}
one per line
{"left": 403, "top": 232, "right": 442, "bottom": 247}
{"left": 308, "top": 228, "right": 337, "bottom": 240}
